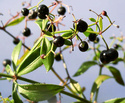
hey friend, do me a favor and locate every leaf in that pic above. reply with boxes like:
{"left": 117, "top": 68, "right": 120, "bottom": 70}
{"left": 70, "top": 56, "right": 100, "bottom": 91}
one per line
{"left": 40, "top": 37, "right": 54, "bottom": 71}
{"left": 106, "top": 66, "right": 124, "bottom": 85}
{"left": 18, "top": 83, "right": 64, "bottom": 102}
{"left": 17, "top": 47, "right": 43, "bottom": 76}
{"left": 64, "top": 39, "right": 72, "bottom": 46}
{"left": 73, "top": 61, "right": 98, "bottom": 77}
{"left": 104, "top": 98, "right": 125, "bottom": 103}
{"left": 61, "top": 31, "right": 73, "bottom": 39}
{"left": 70, "top": 79, "right": 82, "bottom": 94}
{"left": 89, "top": 18, "right": 96, "bottom": 22}
{"left": 90, "top": 75, "right": 112, "bottom": 101}
{"left": 35, "top": 19, "right": 48, "bottom": 30}
{"left": 5, "top": 65, "right": 14, "bottom": 75}
{"left": 11, "top": 41, "right": 22, "bottom": 71}
{"left": 12, "top": 83, "right": 23, "bottom": 103}
{"left": 42, "top": 30, "right": 53, "bottom": 37}
{"left": 83, "top": 27, "right": 93, "bottom": 37}
{"left": 99, "top": 17, "right": 103, "bottom": 31}
{"left": 6, "top": 16, "right": 25, "bottom": 27}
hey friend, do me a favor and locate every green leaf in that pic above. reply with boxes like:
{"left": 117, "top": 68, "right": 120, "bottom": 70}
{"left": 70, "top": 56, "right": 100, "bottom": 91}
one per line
{"left": 5, "top": 65, "right": 14, "bottom": 75}
{"left": 70, "top": 79, "right": 82, "bottom": 94}
{"left": 83, "top": 27, "right": 93, "bottom": 37}
{"left": 42, "top": 30, "right": 53, "bottom": 37}
{"left": 6, "top": 16, "right": 25, "bottom": 27}
{"left": 64, "top": 39, "right": 72, "bottom": 46}
{"left": 99, "top": 17, "right": 103, "bottom": 31}
{"left": 89, "top": 18, "right": 96, "bottom": 22}
{"left": 35, "top": 19, "right": 48, "bottom": 30}
{"left": 104, "top": 98, "right": 125, "bottom": 103}
{"left": 73, "top": 61, "right": 98, "bottom": 77}
{"left": 106, "top": 66, "right": 124, "bottom": 85}
{"left": 61, "top": 31, "right": 73, "bottom": 39}
{"left": 11, "top": 41, "right": 22, "bottom": 71}
{"left": 17, "top": 47, "right": 43, "bottom": 76}
{"left": 12, "top": 83, "right": 23, "bottom": 103}
{"left": 40, "top": 37, "right": 54, "bottom": 71}
{"left": 90, "top": 75, "right": 112, "bottom": 101}
{"left": 18, "top": 83, "right": 64, "bottom": 102}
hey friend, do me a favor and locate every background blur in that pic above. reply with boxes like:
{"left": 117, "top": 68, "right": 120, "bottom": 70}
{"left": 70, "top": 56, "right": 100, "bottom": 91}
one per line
{"left": 0, "top": 0, "right": 125, "bottom": 103}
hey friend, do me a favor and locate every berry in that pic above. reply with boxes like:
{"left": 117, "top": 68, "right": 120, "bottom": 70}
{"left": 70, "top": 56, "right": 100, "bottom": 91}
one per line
{"left": 21, "top": 8, "right": 29, "bottom": 16}
{"left": 22, "top": 27, "right": 31, "bottom": 37}
{"left": 73, "top": 20, "right": 88, "bottom": 32}
{"left": 37, "top": 4, "right": 49, "bottom": 19}
{"left": 47, "top": 23, "right": 56, "bottom": 32}
{"left": 94, "top": 37, "right": 100, "bottom": 44}
{"left": 101, "top": 10, "right": 107, "bottom": 16}
{"left": 100, "top": 50, "right": 110, "bottom": 64}
{"left": 53, "top": 36, "right": 65, "bottom": 47}
{"left": 57, "top": 6, "right": 66, "bottom": 15}
{"left": 113, "top": 44, "right": 119, "bottom": 49}
{"left": 78, "top": 41, "right": 88, "bottom": 52}
{"left": 3, "top": 59, "right": 11, "bottom": 67}
{"left": 89, "top": 33, "right": 97, "bottom": 41}
{"left": 55, "top": 53, "right": 61, "bottom": 61}
{"left": 100, "top": 48, "right": 118, "bottom": 64}
{"left": 13, "top": 38, "right": 20, "bottom": 45}
{"left": 28, "top": 9, "right": 37, "bottom": 19}
{"left": 107, "top": 48, "right": 118, "bottom": 61}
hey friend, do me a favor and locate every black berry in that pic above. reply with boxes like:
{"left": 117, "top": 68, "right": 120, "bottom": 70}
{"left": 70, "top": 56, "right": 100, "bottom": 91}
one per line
{"left": 100, "top": 50, "right": 110, "bottom": 64}
{"left": 100, "top": 48, "right": 118, "bottom": 64}
{"left": 3, "top": 59, "right": 11, "bottom": 67}
{"left": 57, "top": 6, "right": 66, "bottom": 15}
{"left": 23, "top": 27, "right": 31, "bottom": 37}
{"left": 55, "top": 53, "right": 61, "bottom": 61}
{"left": 53, "top": 36, "right": 65, "bottom": 47}
{"left": 47, "top": 23, "right": 56, "bottom": 32}
{"left": 89, "top": 33, "right": 97, "bottom": 42}
{"left": 13, "top": 38, "right": 20, "bottom": 45}
{"left": 94, "top": 37, "right": 100, "bottom": 44}
{"left": 107, "top": 48, "right": 118, "bottom": 61}
{"left": 78, "top": 41, "right": 88, "bottom": 52}
{"left": 21, "top": 8, "right": 29, "bottom": 16}
{"left": 113, "top": 44, "right": 119, "bottom": 49}
{"left": 73, "top": 20, "right": 88, "bottom": 32}
{"left": 37, "top": 4, "right": 49, "bottom": 19}
{"left": 28, "top": 9, "right": 37, "bottom": 19}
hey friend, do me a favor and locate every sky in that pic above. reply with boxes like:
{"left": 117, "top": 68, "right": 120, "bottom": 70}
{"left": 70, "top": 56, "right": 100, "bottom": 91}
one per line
{"left": 0, "top": 0, "right": 125, "bottom": 103}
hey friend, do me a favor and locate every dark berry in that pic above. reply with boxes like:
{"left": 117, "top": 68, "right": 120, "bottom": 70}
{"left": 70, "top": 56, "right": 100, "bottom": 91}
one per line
{"left": 13, "top": 38, "right": 20, "bottom": 45}
{"left": 21, "top": 8, "right": 29, "bottom": 16}
{"left": 28, "top": 9, "right": 37, "bottom": 19}
{"left": 100, "top": 50, "right": 110, "bottom": 64}
{"left": 53, "top": 36, "right": 65, "bottom": 47}
{"left": 47, "top": 23, "right": 56, "bottom": 32}
{"left": 55, "top": 53, "right": 61, "bottom": 61}
{"left": 89, "top": 33, "right": 97, "bottom": 41}
{"left": 73, "top": 20, "right": 88, "bottom": 32}
{"left": 100, "top": 48, "right": 118, "bottom": 64}
{"left": 94, "top": 37, "right": 100, "bottom": 44}
{"left": 22, "top": 27, "right": 31, "bottom": 37}
{"left": 37, "top": 4, "right": 49, "bottom": 19}
{"left": 3, "top": 59, "right": 11, "bottom": 67}
{"left": 107, "top": 48, "right": 118, "bottom": 61}
{"left": 113, "top": 44, "right": 119, "bottom": 49}
{"left": 101, "top": 10, "right": 107, "bottom": 16}
{"left": 78, "top": 41, "right": 88, "bottom": 52}
{"left": 57, "top": 6, "right": 66, "bottom": 15}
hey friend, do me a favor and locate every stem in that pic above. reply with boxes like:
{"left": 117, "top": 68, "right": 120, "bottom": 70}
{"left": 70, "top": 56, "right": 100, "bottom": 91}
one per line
{"left": 51, "top": 68, "right": 76, "bottom": 95}
{"left": 61, "top": 91, "right": 91, "bottom": 103}
{"left": 54, "top": 30, "right": 72, "bottom": 34}
{"left": 2, "top": 29, "right": 30, "bottom": 50}
{"left": 100, "top": 35, "right": 109, "bottom": 50}
{"left": 0, "top": 73, "right": 13, "bottom": 79}
{"left": 94, "top": 67, "right": 103, "bottom": 103}
{"left": 85, "top": 30, "right": 100, "bottom": 34}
